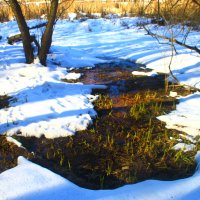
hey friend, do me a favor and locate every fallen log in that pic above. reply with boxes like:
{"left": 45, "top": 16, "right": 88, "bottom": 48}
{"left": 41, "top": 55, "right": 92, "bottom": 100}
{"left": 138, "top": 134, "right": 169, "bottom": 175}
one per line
{"left": 7, "top": 33, "right": 23, "bottom": 45}
{"left": 7, "top": 22, "right": 47, "bottom": 45}
{"left": 7, "top": 34, "right": 36, "bottom": 45}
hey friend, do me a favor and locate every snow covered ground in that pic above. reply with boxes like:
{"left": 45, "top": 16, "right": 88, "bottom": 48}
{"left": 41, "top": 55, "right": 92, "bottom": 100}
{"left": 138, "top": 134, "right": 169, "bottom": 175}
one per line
{"left": 0, "top": 17, "right": 200, "bottom": 199}
{"left": 0, "top": 17, "right": 199, "bottom": 139}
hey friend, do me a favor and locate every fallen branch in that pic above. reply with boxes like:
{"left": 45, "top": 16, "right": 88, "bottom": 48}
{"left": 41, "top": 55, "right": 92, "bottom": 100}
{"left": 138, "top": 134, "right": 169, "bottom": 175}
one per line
{"left": 28, "top": 22, "right": 48, "bottom": 30}
{"left": 144, "top": 26, "right": 200, "bottom": 54}
{"left": 7, "top": 34, "right": 39, "bottom": 50}
{"left": 192, "top": 0, "right": 200, "bottom": 7}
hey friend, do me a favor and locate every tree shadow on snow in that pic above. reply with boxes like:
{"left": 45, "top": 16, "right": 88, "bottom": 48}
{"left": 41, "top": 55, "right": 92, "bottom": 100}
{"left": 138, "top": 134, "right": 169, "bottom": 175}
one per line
{"left": 0, "top": 81, "right": 98, "bottom": 135}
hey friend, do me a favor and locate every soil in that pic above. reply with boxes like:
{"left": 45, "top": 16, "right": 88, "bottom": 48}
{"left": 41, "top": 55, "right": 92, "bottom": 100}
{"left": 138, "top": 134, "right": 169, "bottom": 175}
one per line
{"left": 0, "top": 136, "right": 33, "bottom": 172}
{"left": 0, "top": 95, "right": 10, "bottom": 109}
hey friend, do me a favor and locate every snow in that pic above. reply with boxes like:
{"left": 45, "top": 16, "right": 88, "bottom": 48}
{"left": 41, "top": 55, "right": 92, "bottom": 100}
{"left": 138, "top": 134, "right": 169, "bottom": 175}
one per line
{"left": 1, "top": 17, "right": 198, "bottom": 139}
{"left": 173, "top": 143, "right": 195, "bottom": 152}
{"left": 0, "top": 157, "right": 88, "bottom": 200}
{"left": 0, "top": 62, "right": 106, "bottom": 138}
{"left": 132, "top": 70, "right": 157, "bottom": 76}
{"left": 0, "top": 16, "right": 200, "bottom": 199}
{"left": 67, "top": 13, "right": 77, "bottom": 21}
{"left": 1, "top": 155, "right": 200, "bottom": 200}
{"left": 169, "top": 91, "right": 178, "bottom": 97}
{"left": 6, "top": 136, "right": 23, "bottom": 147}
{"left": 62, "top": 72, "right": 82, "bottom": 80}
{"left": 158, "top": 92, "right": 200, "bottom": 138}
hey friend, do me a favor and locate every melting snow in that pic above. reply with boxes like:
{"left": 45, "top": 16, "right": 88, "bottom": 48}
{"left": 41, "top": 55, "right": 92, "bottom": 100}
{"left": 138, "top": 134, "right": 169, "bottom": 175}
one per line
{"left": 0, "top": 17, "right": 200, "bottom": 199}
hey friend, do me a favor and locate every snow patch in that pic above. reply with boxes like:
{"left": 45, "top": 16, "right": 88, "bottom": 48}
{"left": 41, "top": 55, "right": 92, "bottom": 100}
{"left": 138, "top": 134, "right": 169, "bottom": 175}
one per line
{"left": 62, "top": 72, "right": 82, "bottom": 80}
{"left": 157, "top": 93, "right": 200, "bottom": 138}
{"left": 173, "top": 143, "right": 195, "bottom": 152}
{"left": 132, "top": 70, "right": 157, "bottom": 76}
{"left": 169, "top": 91, "right": 178, "bottom": 97}
{"left": 6, "top": 136, "right": 22, "bottom": 147}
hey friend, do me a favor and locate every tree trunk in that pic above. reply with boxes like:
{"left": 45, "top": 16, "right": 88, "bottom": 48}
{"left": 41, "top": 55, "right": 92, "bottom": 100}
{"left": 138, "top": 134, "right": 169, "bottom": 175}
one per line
{"left": 157, "top": 0, "right": 160, "bottom": 19}
{"left": 39, "top": 0, "right": 59, "bottom": 66}
{"left": 9, "top": 0, "right": 34, "bottom": 64}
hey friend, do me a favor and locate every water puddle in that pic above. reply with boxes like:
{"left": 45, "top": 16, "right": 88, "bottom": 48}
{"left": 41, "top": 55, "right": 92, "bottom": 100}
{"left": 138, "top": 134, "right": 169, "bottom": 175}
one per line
{"left": 70, "top": 59, "right": 167, "bottom": 115}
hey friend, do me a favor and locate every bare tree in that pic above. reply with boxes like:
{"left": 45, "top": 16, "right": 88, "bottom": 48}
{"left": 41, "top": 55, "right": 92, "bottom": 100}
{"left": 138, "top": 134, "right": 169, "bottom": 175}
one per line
{"left": 7, "top": 0, "right": 73, "bottom": 66}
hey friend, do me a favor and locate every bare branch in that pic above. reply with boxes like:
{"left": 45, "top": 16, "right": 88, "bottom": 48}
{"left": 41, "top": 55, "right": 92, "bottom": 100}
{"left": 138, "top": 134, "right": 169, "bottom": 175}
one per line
{"left": 192, "top": 0, "right": 200, "bottom": 6}
{"left": 143, "top": 26, "right": 200, "bottom": 54}
{"left": 170, "top": 0, "right": 181, "bottom": 10}
{"left": 168, "top": 41, "right": 179, "bottom": 83}
{"left": 143, "top": 0, "right": 155, "bottom": 12}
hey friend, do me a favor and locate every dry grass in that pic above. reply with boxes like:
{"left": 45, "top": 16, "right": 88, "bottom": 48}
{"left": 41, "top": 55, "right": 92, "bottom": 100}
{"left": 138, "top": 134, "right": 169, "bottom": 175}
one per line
{"left": 0, "top": 136, "right": 33, "bottom": 173}
{"left": 159, "top": 0, "right": 200, "bottom": 26}
{"left": 0, "top": 6, "right": 12, "bottom": 22}
{"left": 0, "top": 62, "right": 198, "bottom": 189}
{"left": 1, "top": 0, "right": 199, "bottom": 24}
{"left": 12, "top": 88, "right": 196, "bottom": 189}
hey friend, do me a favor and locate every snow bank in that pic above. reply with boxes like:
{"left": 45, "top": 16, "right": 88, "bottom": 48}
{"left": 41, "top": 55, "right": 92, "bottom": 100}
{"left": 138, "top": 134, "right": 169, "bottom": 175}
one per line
{"left": 1, "top": 156, "right": 200, "bottom": 200}
{"left": 0, "top": 62, "right": 107, "bottom": 138}
{"left": 0, "top": 157, "right": 88, "bottom": 200}
{"left": 0, "top": 16, "right": 200, "bottom": 200}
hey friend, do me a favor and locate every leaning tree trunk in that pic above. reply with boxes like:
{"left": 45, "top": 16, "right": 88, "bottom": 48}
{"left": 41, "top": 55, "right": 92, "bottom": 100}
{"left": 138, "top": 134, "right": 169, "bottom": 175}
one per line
{"left": 9, "top": 0, "right": 34, "bottom": 64}
{"left": 39, "top": 0, "right": 59, "bottom": 66}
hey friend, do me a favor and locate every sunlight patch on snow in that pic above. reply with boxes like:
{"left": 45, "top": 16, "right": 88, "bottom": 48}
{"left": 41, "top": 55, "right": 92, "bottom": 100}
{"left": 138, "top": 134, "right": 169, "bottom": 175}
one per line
{"left": 0, "top": 156, "right": 86, "bottom": 200}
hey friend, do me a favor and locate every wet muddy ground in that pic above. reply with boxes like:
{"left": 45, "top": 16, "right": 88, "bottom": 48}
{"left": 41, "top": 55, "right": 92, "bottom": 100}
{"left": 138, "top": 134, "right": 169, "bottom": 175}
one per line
{"left": 0, "top": 60, "right": 197, "bottom": 189}
{"left": 0, "top": 95, "right": 10, "bottom": 109}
